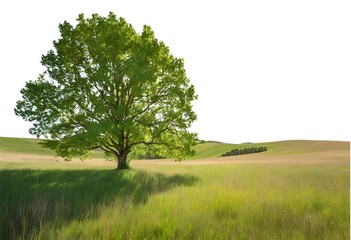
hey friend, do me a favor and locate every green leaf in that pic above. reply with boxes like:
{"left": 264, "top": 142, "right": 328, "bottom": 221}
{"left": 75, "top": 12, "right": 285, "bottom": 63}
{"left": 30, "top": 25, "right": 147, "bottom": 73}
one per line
{"left": 15, "top": 12, "right": 198, "bottom": 167}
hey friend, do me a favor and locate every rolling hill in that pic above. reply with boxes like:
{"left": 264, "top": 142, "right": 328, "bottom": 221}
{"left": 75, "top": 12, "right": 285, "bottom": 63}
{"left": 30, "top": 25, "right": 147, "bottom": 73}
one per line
{"left": 0, "top": 136, "right": 349, "bottom": 160}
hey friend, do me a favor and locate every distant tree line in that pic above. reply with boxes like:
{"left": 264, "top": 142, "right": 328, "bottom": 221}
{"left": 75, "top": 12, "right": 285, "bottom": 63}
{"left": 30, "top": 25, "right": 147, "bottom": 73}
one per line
{"left": 221, "top": 147, "right": 267, "bottom": 157}
{"left": 137, "top": 154, "right": 165, "bottom": 160}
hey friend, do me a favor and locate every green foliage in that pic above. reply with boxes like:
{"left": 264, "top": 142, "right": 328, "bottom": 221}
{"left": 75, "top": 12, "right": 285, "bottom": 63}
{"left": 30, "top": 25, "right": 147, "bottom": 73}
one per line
{"left": 190, "top": 142, "right": 269, "bottom": 159}
{"left": 221, "top": 146, "right": 267, "bottom": 157}
{"left": 14, "top": 13, "right": 197, "bottom": 168}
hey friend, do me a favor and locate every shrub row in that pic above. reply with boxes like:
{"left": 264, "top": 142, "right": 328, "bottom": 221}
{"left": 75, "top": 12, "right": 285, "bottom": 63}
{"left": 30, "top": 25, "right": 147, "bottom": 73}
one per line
{"left": 221, "top": 147, "right": 267, "bottom": 157}
{"left": 137, "top": 154, "right": 165, "bottom": 160}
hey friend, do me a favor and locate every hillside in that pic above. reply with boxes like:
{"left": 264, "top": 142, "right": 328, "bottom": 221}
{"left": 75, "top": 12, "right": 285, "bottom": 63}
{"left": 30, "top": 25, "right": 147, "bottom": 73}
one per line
{"left": 0, "top": 137, "right": 349, "bottom": 160}
{"left": 191, "top": 139, "right": 349, "bottom": 159}
{"left": 0, "top": 137, "right": 54, "bottom": 155}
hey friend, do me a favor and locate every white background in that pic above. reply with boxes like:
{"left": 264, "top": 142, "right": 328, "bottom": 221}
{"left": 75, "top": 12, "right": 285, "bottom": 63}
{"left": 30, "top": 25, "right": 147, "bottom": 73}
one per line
{"left": 0, "top": 0, "right": 350, "bottom": 143}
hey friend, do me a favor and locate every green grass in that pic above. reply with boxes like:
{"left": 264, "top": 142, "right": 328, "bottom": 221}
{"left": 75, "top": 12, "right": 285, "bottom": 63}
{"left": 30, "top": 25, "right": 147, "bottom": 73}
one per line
{"left": 0, "top": 137, "right": 54, "bottom": 155}
{"left": 0, "top": 138, "right": 349, "bottom": 239}
{"left": 1, "top": 163, "right": 349, "bottom": 239}
{"left": 191, "top": 142, "right": 236, "bottom": 159}
{"left": 0, "top": 137, "right": 105, "bottom": 158}
{"left": 0, "top": 168, "right": 198, "bottom": 239}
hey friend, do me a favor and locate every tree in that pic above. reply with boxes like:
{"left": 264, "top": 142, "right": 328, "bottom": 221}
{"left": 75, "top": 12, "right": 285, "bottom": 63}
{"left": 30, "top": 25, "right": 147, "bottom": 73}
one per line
{"left": 15, "top": 13, "right": 197, "bottom": 169}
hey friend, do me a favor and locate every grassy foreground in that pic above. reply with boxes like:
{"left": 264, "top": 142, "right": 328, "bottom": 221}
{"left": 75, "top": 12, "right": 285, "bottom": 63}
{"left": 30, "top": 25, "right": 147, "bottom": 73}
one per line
{"left": 0, "top": 138, "right": 349, "bottom": 239}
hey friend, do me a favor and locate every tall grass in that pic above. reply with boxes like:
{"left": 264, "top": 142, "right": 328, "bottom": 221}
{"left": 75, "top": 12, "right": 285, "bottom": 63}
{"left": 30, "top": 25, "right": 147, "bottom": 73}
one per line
{"left": 1, "top": 162, "right": 349, "bottom": 239}
{"left": 0, "top": 169, "right": 198, "bottom": 239}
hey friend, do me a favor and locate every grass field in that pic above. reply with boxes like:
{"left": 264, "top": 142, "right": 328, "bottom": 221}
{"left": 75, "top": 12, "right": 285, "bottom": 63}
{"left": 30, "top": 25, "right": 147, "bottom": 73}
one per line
{"left": 0, "top": 137, "right": 349, "bottom": 239}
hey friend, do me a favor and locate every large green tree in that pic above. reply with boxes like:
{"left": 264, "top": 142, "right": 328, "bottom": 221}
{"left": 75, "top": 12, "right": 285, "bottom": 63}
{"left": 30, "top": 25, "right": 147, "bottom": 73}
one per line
{"left": 15, "top": 13, "right": 197, "bottom": 169}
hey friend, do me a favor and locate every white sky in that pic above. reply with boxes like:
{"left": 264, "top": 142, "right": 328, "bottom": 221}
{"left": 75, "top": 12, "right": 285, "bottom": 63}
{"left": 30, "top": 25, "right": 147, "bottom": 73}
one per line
{"left": 0, "top": 0, "right": 350, "bottom": 143}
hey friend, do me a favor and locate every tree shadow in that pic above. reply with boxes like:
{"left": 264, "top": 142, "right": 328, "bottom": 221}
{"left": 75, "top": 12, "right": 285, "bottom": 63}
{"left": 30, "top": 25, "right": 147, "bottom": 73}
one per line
{"left": 0, "top": 169, "right": 198, "bottom": 239}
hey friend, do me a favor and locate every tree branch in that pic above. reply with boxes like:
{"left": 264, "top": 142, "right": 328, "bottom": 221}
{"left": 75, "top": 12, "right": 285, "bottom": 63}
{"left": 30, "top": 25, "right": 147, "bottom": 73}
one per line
{"left": 100, "top": 144, "right": 119, "bottom": 157}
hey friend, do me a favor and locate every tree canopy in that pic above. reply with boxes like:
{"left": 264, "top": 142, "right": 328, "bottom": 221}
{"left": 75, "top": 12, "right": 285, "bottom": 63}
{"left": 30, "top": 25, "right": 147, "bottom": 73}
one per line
{"left": 15, "top": 12, "right": 197, "bottom": 169}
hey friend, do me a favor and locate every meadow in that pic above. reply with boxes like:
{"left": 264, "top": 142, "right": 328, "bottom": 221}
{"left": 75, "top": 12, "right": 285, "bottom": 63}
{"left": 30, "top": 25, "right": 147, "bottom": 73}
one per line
{"left": 0, "top": 137, "right": 349, "bottom": 239}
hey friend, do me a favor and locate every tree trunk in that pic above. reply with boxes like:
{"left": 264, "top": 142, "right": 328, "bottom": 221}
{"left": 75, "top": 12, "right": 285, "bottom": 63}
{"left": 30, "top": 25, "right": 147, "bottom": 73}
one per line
{"left": 117, "top": 149, "right": 130, "bottom": 170}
